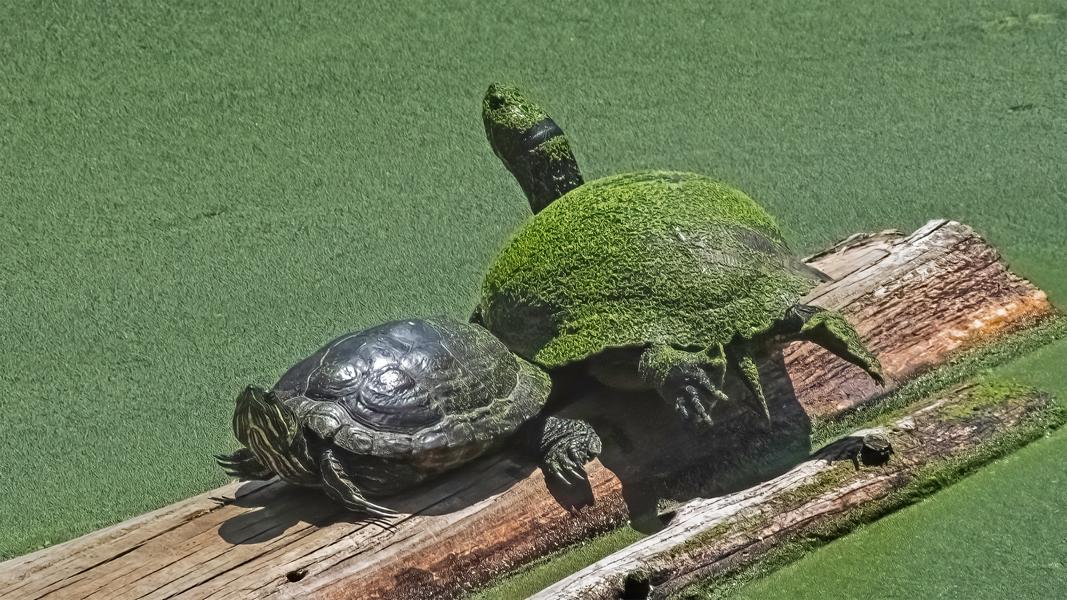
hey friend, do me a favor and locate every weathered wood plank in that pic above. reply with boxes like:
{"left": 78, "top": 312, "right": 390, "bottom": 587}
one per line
{"left": 532, "top": 382, "right": 1061, "bottom": 599}
{"left": 0, "top": 220, "right": 1054, "bottom": 600}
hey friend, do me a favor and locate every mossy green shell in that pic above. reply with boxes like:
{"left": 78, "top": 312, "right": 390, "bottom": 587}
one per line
{"left": 479, "top": 171, "right": 822, "bottom": 367}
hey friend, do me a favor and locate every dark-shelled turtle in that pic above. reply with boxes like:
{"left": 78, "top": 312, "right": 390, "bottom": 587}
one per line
{"left": 216, "top": 317, "right": 600, "bottom": 515}
{"left": 477, "top": 83, "right": 884, "bottom": 428}
{"left": 859, "top": 432, "right": 894, "bottom": 465}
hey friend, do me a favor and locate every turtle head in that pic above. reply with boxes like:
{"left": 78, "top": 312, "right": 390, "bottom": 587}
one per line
{"left": 483, "top": 83, "right": 551, "bottom": 163}
{"left": 232, "top": 385, "right": 316, "bottom": 482}
{"left": 482, "top": 83, "right": 583, "bottom": 213}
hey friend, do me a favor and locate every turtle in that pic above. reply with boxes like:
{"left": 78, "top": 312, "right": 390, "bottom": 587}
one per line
{"left": 215, "top": 317, "right": 602, "bottom": 516}
{"left": 476, "top": 83, "right": 884, "bottom": 432}
{"left": 858, "top": 432, "right": 894, "bottom": 465}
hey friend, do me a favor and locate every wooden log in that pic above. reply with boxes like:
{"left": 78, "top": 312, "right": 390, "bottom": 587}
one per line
{"left": 0, "top": 220, "right": 1055, "bottom": 600}
{"left": 531, "top": 382, "right": 1063, "bottom": 599}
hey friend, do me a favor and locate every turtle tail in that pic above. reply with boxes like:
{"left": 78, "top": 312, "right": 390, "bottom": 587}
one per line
{"left": 483, "top": 83, "right": 584, "bottom": 213}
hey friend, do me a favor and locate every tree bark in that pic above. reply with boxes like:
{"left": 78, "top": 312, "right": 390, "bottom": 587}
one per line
{"left": 0, "top": 220, "right": 1055, "bottom": 600}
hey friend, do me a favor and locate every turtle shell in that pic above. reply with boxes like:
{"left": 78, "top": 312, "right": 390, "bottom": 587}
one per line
{"left": 272, "top": 317, "right": 549, "bottom": 442}
{"left": 479, "top": 171, "right": 824, "bottom": 367}
{"left": 258, "top": 317, "right": 550, "bottom": 497}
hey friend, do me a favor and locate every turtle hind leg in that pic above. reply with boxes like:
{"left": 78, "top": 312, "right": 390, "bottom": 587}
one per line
{"left": 727, "top": 342, "right": 771, "bottom": 424}
{"left": 318, "top": 448, "right": 398, "bottom": 517}
{"left": 215, "top": 447, "right": 274, "bottom": 480}
{"left": 781, "top": 304, "right": 885, "bottom": 385}
{"left": 638, "top": 343, "right": 734, "bottom": 428}
{"left": 526, "top": 415, "right": 602, "bottom": 485}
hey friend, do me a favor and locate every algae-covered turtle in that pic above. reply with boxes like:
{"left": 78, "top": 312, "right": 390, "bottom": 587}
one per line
{"left": 216, "top": 317, "right": 601, "bottom": 515}
{"left": 477, "top": 83, "right": 884, "bottom": 428}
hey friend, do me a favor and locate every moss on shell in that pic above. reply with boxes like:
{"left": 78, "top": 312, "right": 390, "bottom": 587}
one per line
{"left": 480, "top": 171, "right": 820, "bottom": 367}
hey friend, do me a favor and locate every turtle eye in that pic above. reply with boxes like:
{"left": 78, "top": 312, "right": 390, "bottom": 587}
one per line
{"left": 488, "top": 93, "right": 506, "bottom": 111}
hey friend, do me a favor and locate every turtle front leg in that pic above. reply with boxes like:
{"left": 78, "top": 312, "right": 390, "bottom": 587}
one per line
{"left": 781, "top": 304, "right": 885, "bottom": 385}
{"left": 527, "top": 415, "right": 602, "bottom": 485}
{"left": 317, "top": 447, "right": 398, "bottom": 517}
{"left": 215, "top": 447, "right": 274, "bottom": 480}
{"left": 639, "top": 343, "right": 730, "bottom": 428}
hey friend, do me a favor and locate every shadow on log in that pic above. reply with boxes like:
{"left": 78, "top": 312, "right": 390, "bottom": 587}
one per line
{"left": 534, "top": 382, "right": 1063, "bottom": 599}
{"left": 0, "top": 220, "right": 1057, "bottom": 600}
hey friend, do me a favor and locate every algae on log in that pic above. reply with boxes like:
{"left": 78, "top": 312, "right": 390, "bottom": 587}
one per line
{"left": 0, "top": 220, "right": 1056, "bottom": 600}
{"left": 531, "top": 382, "right": 1063, "bottom": 599}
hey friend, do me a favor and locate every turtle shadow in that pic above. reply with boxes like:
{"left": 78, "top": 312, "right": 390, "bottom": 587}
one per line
{"left": 585, "top": 345, "right": 813, "bottom": 533}
{"left": 215, "top": 481, "right": 374, "bottom": 545}
{"left": 215, "top": 457, "right": 540, "bottom": 545}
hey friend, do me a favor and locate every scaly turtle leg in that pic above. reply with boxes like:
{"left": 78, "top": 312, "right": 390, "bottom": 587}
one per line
{"left": 728, "top": 342, "right": 771, "bottom": 423}
{"left": 639, "top": 343, "right": 730, "bottom": 428}
{"left": 779, "top": 304, "right": 885, "bottom": 385}
{"left": 215, "top": 447, "right": 273, "bottom": 480}
{"left": 318, "top": 447, "right": 398, "bottom": 517}
{"left": 527, "top": 415, "right": 602, "bottom": 485}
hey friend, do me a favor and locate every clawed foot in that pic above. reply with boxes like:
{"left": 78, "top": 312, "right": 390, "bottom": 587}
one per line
{"left": 867, "top": 364, "right": 887, "bottom": 387}
{"left": 665, "top": 369, "right": 728, "bottom": 428}
{"left": 544, "top": 430, "right": 602, "bottom": 485}
{"left": 640, "top": 344, "right": 732, "bottom": 428}
{"left": 538, "top": 417, "right": 602, "bottom": 486}
{"left": 215, "top": 448, "right": 273, "bottom": 480}
{"left": 318, "top": 449, "right": 398, "bottom": 518}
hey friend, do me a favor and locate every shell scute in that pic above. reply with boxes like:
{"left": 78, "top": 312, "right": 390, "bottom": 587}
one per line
{"left": 274, "top": 319, "right": 544, "bottom": 450}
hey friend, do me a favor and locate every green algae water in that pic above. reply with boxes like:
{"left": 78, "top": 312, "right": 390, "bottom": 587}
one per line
{"left": 1, "top": 7, "right": 1064, "bottom": 596}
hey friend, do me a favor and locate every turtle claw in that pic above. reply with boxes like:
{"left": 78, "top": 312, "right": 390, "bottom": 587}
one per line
{"left": 318, "top": 448, "right": 400, "bottom": 518}
{"left": 672, "top": 378, "right": 727, "bottom": 429}
{"left": 552, "top": 469, "right": 573, "bottom": 486}
{"left": 350, "top": 498, "right": 400, "bottom": 519}
{"left": 641, "top": 344, "right": 730, "bottom": 428}
{"left": 869, "top": 366, "right": 887, "bottom": 387}
{"left": 539, "top": 417, "right": 601, "bottom": 487}
{"left": 556, "top": 457, "right": 588, "bottom": 485}
{"left": 215, "top": 448, "right": 273, "bottom": 480}
{"left": 792, "top": 306, "right": 885, "bottom": 388}
{"left": 329, "top": 492, "right": 398, "bottom": 518}
{"left": 545, "top": 455, "right": 590, "bottom": 486}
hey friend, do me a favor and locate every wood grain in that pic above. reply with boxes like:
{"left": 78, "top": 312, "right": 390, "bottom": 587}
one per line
{"left": 0, "top": 220, "right": 1054, "bottom": 600}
